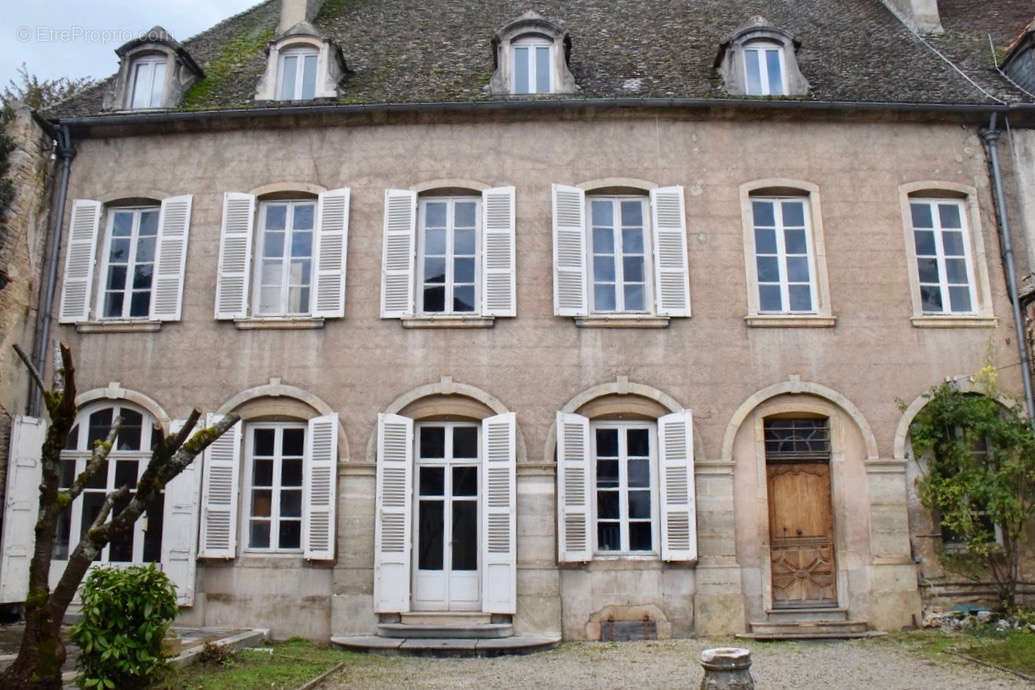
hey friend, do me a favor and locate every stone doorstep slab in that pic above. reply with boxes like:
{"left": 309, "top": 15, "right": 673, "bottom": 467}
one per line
{"left": 331, "top": 634, "right": 560, "bottom": 657}
{"left": 735, "top": 631, "right": 886, "bottom": 641}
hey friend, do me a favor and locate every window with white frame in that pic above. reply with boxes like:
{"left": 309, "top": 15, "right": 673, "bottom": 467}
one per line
{"left": 244, "top": 423, "right": 305, "bottom": 551}
{"left": 750, "top": 197, "right": 816, "bottom": 313}
{"left": 909, "top": 198, "right": 976, "bottom": 314}
{"left": 277, "top": 47, "right": 319, "bottom": 101}
{"left": 589, "top": 196, "right": 651, "bottom": 313}
{"left": 98, "top": 207, "right": 159, "bottom": 319}
{"left": 127, "top": 56, "right": 166, "bottom": 109}
{"left": 418, "top": 197, "right": 479, "bottom": 314}
{"left": 254, "top": 199, "right": 315, "bottom": 316}
{"left": 512, "top": 37, "right": 552, "bottom": 94}
{"left": 55, "top": 404, "right": 163, "bottom": 563}
{"left": 742, "top": 41, "right": 785, "bottom": 96}
{"left": 592, "top": 421, "right": 658, "bottom": 553}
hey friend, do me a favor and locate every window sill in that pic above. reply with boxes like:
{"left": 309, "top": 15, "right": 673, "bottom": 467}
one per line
{"left": 911, "top": 315, "right": 997, "bottom": 329}
{"left": 401, "top": 315, "right": 495, "bottom": 329}
{"left": 76, "top": 320, "right": 162, "bottom": 333}
{"left": 234, "top": 317, "right": 325, "bottom": 330}
{"left": 744, "top": 314, "right": 836, "bottom": 328}
{"left": 575, "top": 315, "right": 670, "bottom": 329}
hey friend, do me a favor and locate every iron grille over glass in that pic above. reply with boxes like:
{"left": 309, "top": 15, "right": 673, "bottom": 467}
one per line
{"left": 764, "top": 418, "right": 830, "bottom": 461}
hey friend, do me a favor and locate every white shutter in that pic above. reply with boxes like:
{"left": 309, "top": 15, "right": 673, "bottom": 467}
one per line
{"left": 481, "top": 186, "right": 516, "bottom": 317}
{"left": 374, "top": 413, "right": 412, "bottom": 612}
{"left": 161, "top": 419, "right": 201, "bottom": 606}
{"left": 551, "top": 184, "right": 587, "bottom": 316}
{"left": 312, "top": 189, "right": 350, "bottom": 318}
{"left": 556, "top": 412, "right": 591, "bottom": 562}
{"left": 650, "top": 186, "right": 691, "bottom": 317}
{"left": 303, "top": 413, "right": 338, "bottom": 560}
{"left": 481, "top": 412, "right": 516, "bottom": 613}
{"left": 380, "top": 189, "right": 416, "bottom": 318}
{"left": 150, "top": 195, "right": 193, "bottom": 321}
{"left": 198, "top": 413, "right": 241, "bottom": 558}
{"left": 0, "top": 417, "right": 46, "bottom": 603}
{"left": 58, "top": 199, "right": 102, "bottom": 323}
{"left": 214, "top": 192, "right": 255, "bottom": 319}
{"left": 659, "top": 410, "right": 697, "bottom": 561}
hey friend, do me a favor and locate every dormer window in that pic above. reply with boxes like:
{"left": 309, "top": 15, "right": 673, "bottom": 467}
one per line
{"left": 715, "top": 17, "right": 808, "bottom": 98}
{"left": 512, "top": 37, "right": 552, "bottom": 94}
{"left": 128, "top": 56, "right": 167, "bottom": 109}
{"left": 491, "top": 12, "right": 576, "bottom": 96}
{"left": 104, "top": 27, "right": 202, "bottom": 112}
{"left": 278, "top": 47, "right": 319, "bottom": 100}
{"left": 742, "top": 41, "right": 785, "bottom": 96}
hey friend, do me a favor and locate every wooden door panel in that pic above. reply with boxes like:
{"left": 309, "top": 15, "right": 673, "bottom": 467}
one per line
{"left": 768, "top": 463, "right": 836, "bottom": 607}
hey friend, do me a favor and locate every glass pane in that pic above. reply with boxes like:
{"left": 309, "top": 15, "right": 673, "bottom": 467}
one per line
{"left": 129, "top": 291, "right": 150, "bottom": 317}
{"left": 949, "top": 286, "right": 972, "bottom": 312}
{"left": 279, "top": 520, "right": 301, "bottom": 549}
{"left": 425, "top": 203, "right": 447, "bottom": 228}
{"left": 454, "top": 285, "right": 476, "bottom": 312}
{"left": 281, "top": 459, "right": 303, "bottom": 487}
{"left": 424, "top": 257, "right": 446, "bottom": 283}
{"left": 454, "top": 202, "right": 476, "bottom": 228}
{"left": 60, "top": 458, "right": 77, "bottom": 487}
{"left": 453, "top": 427, "right": 478, "bottom": 458}
{"left": 455, "top": 228, "right": 476, "bottom": 254}
{"left": 759, "top": 284, "right": 782, "bottom": 311}
{"left": 942, "top": 231, "right": 965, "bottom": 256}
{"left": 301, "top": 55, "right": 317, "bottom": 99}
{"left": 752, "top": 200, "right": 774, "bottom": 227}
{"left": 917, "top": 258, "right": 939, "bottom": 284}
{"left": 103, "top": 292, "right": 123, "bottom": 317}
{"left": 252, "top": 489, "right": 272, "bottom": 518}
{"left": 784, "top": 229, "right": 807, "bottom": 254}
{"left": 81, "top": 493, "right": 105, "bottom": 560}
{"left": 291, "top": 231, "right": 312, "bottom": 258}
{"left": 596, "top": 429, "right": 619, "bottom": 457}
{"left": 513, "top": 46, "right": 529, "bottom": 93}
{"left": 252, "top": 458, "right": 273, "bottom": 486}
{"left": 766, "top": 49, "right": 783, "bottom": 94}
{"left": 420, "top": 426, "right": 445, "bottom": 459}
{"left": 628, "top": 459, "right": 650, "bottom": 488}
{"left": 629, "top": 523, "right": 652, "bottom": 551}
{"left": 756, "top": 256, "right": 780, "bottom": 282}
{"left": 282, "top": 428, "right": 304, "bottom": 456}
{"left": 597, "top": 492, "right": 619, "bottom": 519}
{"left": 293, "top": 203, "right": 314, "bottom": 230}
{"left": 143, "top": 495, "right": 164, "bottom": 563}
{"left": 914, "top": 230, "right": 936, "bottom": 256}
{"left": 593, "top": 284, "right": 615, "bottom": 311}
{"left": 280, "top": 56, "right": 297, "bottom": 99}
{"left": 745, "top": 50, "right": 762, "bottom": 94}
{"left": 596, "top": 460, "right": 619, "bottom": 488}
{"left": 911, "top": 203, "right": 933, "bottom": 228}
{"left": 593, "top": 256, "right": 615, "bottom": 282}
{"left": 132, "top": 264, "right": 153, "bottom": 290}
{"left": 290, "top": 285, "right": 309, "bottom": 314}
{"left": 112, "top": 211, "right": 134, "bottom": 236}
{"left": 453, "top": 467, "right": 478, "bottom": 496}
{"left": 621, "top": 228, "right": 644, "bottom": 253}
{"left": 786, "top": 256, "right": 810, "bottom": 283}
{"left": 250, "top": 521, "right": 271, "bottom": 548}
{"left": 148, "top": 62, "right": 165, "bottom": 106}
{"left": 789, "top": 285, "right": 812, "bottom": 311}
{"left": 107, "top": 265, "right": 126, "bottom": 290}
{"left": 131, "top": 63, "right": 152, "bottom": 108}
{"left": 621, "top": 200, "right": 643, "bottom": 226}
{"left": 420, "top": 467, "right": 445, "bottom": 496}
{"left": 591, "top": 200, "right": 613, "bottom": 227}
{"left": 754, "top": 228, "right": 777, "bottom": 254}
{"left": 263, "top": 231, "right": 285, "bottom": 259}
{"left": 592, "top": 227, "right": 614, "bottom": 254}
{"left": 535, "top": 46, "right": 551, "bottom": 93}
{"left": 452, "top": 501, "right": 478, "bottom": 570}
{"left": 88, "top": 408, "right": 113, "bottom": 445}
{"left": 423, "top": 286, "right": 445, "bottom": 312}
{"left": 418, "top": 501, "right": 444, "bottom": 569}
{"left": 280, "top": 489, "right": 302, "bottom": 518}
{"left": 627, "top": 428, "right": 649, "bottom": 457}
{"left": 945, "top": 258, "right": 968, "bottom": 284}
{"left": 53, "top": 509, "right": 70, "bottom": 559}
{"left": 454, "top": 257, "right": 475, "bottom": 283}
{"left": 118, "top": 409, "right": 143, "bottom": 450}
{"left": 254, "top": 428, "right": 275, "bottom": 456}
{"left": 109, "top": 494, "right": 133, "bottom": 562}
{"left": 109, "top": 237, "right": 130, "bottom": 262}
{"left": 628, "top": 490, "right": 651, "bottom": 519}
{"left": 597, "top": 523, "right": 620, "bottom": 551}
{"left": 265, "top": 204, "right": 287, "bottom": 231}
{"left": 115, "top": 460, "right": 138, "bottom": 489}
{"left": 622, "top": 256, "right": 643, "bottom": 282}
{"left": 139, "top": 210, "right": 158, "bottom": 236}
{"left": 920, "top": 285, "right": 943, "bottom": 312}
{"left": 623, "top": 284, "right": 644, "bottom": 311}
{"left": 938, "top": 203, "right": 962, "bottom": 229}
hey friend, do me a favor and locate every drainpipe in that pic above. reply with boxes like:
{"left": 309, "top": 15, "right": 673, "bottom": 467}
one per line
{"left": 27, "top": 123, "right": 75, "bottom": 416}
{"left": 981, "top": 113, "right": 1035, "bottom": 423}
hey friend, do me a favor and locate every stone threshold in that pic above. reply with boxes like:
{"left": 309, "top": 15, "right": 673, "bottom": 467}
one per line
{"left": 735, "top": 631, "right": 885, "bottom": 641}
{"left": 331, "top": 634, "right": 560, "bottom": 657}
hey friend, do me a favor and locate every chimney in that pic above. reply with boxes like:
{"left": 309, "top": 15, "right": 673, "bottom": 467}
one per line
{"left": 278, "top": 0, "right": 325, "bottom": 34}
{"left": 882, "top": 0, "right": 943, "bottom": 34}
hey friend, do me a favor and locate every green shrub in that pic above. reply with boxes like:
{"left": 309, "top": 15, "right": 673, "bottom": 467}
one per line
{"left": 70, "top": 564, "right": 179, "bottom": 689}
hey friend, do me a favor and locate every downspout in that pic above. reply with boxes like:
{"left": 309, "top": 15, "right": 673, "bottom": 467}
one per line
{"left": 981, "top": 113, "right": 1035, "bottom": 423}
{"left": 27, "top": 123, "right": 75, "bottom": 416}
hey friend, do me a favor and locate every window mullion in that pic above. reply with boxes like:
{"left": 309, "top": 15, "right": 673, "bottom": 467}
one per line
{"left": 272, "top": 427, "right": 284, "bottom": 550}
{"left": 618, "top": 429, "right": 629, "bottom": 553}
{"left": 446, "top": 201, "right": 455, "bottom": 315}
{"left": 280, "top": 205, "right": 293, "bottom": 315}
{"left": 613, "top": 202, "right": 624, "bottom": 312}
{"left": 933, "top": 209, "right": 951, "bottom": 313}
{"left": 774, "top": 204, "right": 789, "bottom": 311}
{"left": 125, "top": 211, "right": 142, "bottom": 318}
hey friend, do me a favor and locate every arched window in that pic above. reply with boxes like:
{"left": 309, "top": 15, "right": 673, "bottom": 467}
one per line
{"left": 742, "top": 40, "right": 785, "bottom": 96}
{"left": 511, "top": 36, "right": 552, "bottom": 94}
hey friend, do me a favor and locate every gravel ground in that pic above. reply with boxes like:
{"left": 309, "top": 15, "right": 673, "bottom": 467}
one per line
{"left": 322, "top": 637, "right": 1029, "bottom": 689}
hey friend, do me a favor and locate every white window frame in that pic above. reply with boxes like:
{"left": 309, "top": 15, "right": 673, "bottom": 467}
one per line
{"left": 586, "top": 195, "right": 653, "bottom": 314}
{"left": 127, "top": 56, "right": 166, "bottom": 109}
{"left": 749, "top": 196, "right": 818, "bottom": 314}
{"left": 277, "top": 47, "right": 319, "bottom": 101}
{"left": 243, "top": 422, "right": 306, "bottom": 554}
{"left": 742, "top": 41, "right": 786, "bottom": 96}
{"left": 417, "top": 196, "right": 481, "bottom": 315}
{"left": 511, "top": 36, "right": 553, "bottom": 94}
{"left": 252, "top": 198, "right": 317, "bottom": 316}
{"left": 908, "top": 197, "right": 978, "bottom": 316}
{"left": 590, "top": 420, "right": 660, "bottom": 557}
{"left": 95, "top": 206, "right": 161, "bottom": 320}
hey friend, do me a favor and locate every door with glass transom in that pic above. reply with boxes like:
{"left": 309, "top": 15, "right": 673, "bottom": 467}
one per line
{"left": 413, "top": 422, "right": 480, "bottom": 611}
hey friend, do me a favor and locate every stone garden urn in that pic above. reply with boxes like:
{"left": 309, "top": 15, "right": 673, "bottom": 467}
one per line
{"left": 699, "top": 647, "right": 754, "bottom": 690}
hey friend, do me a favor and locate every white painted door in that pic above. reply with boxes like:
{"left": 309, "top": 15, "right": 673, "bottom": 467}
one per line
{"left": 413, "top": 422, "right": 480, "bottom": 611}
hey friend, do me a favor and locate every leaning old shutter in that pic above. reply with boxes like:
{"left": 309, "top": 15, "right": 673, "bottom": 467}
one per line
{"left": 658, "top": 410, "right": 697, "bottom": 561}
{"left": 481, "top": 412, "right": 516, "bottom": 613}
{"left": 58, "top": 199, "right": 102, "bottom": 323}
{"left": 380, "top": 189, "right": 416, "bottom": 318}
{"left": 161, "top": 419, "right": 201, "bottom": 606}
{"left": 556, "top": 412, "right": 591, "bottom": 562}
{"left": 481, "top": 186, "right": 517, "bottom": 317}
{"left": 0, "top": 417, "right": 46, "bottom": 603}
{"left": 198, "top": 413, "right": 241, "bottom": 558}
{"left": 551, "top": 184, "right": 587, "bottom": 316}
{"left": 303, "top": 413, "right": 338, "bottom": 560}
{"left": 214, "top": 192, "right": 255, "bottom": 319}
{"left": 312, "top": 189, "right": 350, "bottom": 318}
{"left": 374, "top": 413, "right": 413, "bottom": 612}
{"left": 650, "top": 186, "right": 691, "bottom": 317}
{"left": 150, "top": 195, "right": 193, "bottom": 321}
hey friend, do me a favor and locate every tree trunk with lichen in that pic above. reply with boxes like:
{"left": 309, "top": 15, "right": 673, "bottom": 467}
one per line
{"left": 0, "top": 344, "right": 239, "bottom": 689}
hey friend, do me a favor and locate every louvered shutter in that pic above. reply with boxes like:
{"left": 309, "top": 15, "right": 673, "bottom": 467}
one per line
{"left": 303, "top": 413, "right": 338, "bottom": 560}
{"left": 198, "top": 413, "right": 241, "bottom": 558}
{"left": 161, "top": 419, "right": 200, "bottom": 606}
{"left": 481, "top": 412, "right": 516, "bottom": 613}
{"left": 380, "top": 189, "right": 416, "bottom": 318}
{"left": 650, "top": 186, "right": 691, "bottom": 317}
{"left": 658, "top": 410, "right": 697, "bottom": 561}
{"left": 0, "top": 417, "right": 46, "bottom": 603}
{"left": 214, "top": 193, "right": 255, "bottom": 319}
{"left": 551, "top": 185, "right": 587, "bottom": 316}
{"left": 58, "top": 199, "right": 102, "bottom": 323}
{"left": 312, "top": 189, "right": 350, "bottom": 318}
{"left": 374, "top": 413, "right": 412, "bottom": 612}
{"left": 150, "top": 195, "right": 193, "bottom": 321}
{"left": 556, "top": 412, "right": 591, "bottom": 562}
{"left": 481, "top": 186, "right": 516, "bottom": 317}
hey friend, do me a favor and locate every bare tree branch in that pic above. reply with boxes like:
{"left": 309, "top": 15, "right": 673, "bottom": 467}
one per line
{"left": 12, "top": 344, "right": 44, "bottom": 394}
{"left": 63, "top": 416, "right": 121, "bottom": 504}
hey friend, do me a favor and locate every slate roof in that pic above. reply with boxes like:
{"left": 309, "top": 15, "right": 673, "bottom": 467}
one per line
{"left": 49, "top": 0, "right": 1035, "bottom": 120}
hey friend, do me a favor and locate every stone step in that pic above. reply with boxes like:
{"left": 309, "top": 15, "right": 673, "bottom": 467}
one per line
{"left": 332, "top": 634, "right": 560, "bottom": 657}
{"left": 764, "top": 607, "right": 849, "bottom": 622}
{"left": 746, "top": 619, "right": 870, "bottom": 637}
{"left": 399, "top": 612, "right": 494, "bottom": 626}
{"left": 736, "top": 631, "right": 885, "bottom": 641}
{"left": 378, "top": 623, "right": 512, "bottom": 639}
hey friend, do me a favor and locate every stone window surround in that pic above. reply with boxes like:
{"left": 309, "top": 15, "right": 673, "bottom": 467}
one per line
{"left": 255, "top": 32, "right": 347, "bottom": 101}
{"left": 490, "top": 12, "right": 576, "bottom": 96}
{"left": 103, "top": 29, "right": 203, "bottom": 112}
{"left": 739, "top": 178, "right": 835, "bottom": 328}
{"left": 898, "top": 181, "right": 996, "bottom": 329}
{"left": 715, "top": 18, "right": 809, "bottom": 98}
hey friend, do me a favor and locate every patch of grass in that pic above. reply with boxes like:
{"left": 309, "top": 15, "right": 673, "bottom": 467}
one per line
{"left": 957, "top": 629, "right": 1035, "bottom": 675}
{"left": 180, "top": 19, "right": 274, "bottom": 109}
{"left": 158, "top": 638, "right": 359, "bottom": 690}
